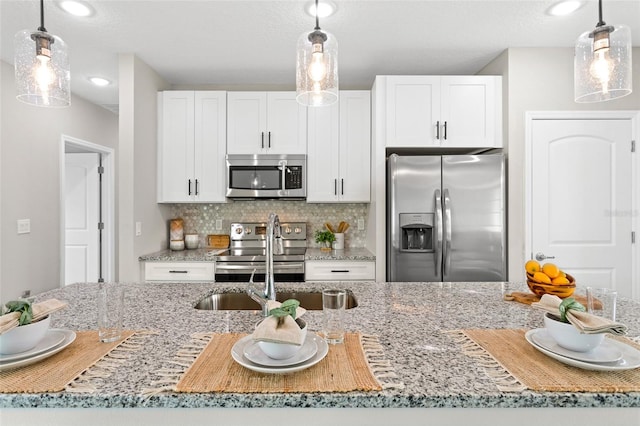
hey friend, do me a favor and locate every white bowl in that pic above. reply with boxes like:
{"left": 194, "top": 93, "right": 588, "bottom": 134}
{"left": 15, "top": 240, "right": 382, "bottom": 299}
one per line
{"left": 543, "top": 313, "right": 604, "bottom": 352}
{"left": 257, "top": 318, "right": 307, "bottom": 360}
{"left": 0, "top": 316, "right": 51, "bottom": 355}
{"left": 184, "top": 234, "right": 199, "bottom": 249}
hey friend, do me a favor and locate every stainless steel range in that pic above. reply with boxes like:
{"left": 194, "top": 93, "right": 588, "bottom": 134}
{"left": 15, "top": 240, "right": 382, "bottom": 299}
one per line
{"left": 214, "top": 222, "right": 307, "bottom": 282}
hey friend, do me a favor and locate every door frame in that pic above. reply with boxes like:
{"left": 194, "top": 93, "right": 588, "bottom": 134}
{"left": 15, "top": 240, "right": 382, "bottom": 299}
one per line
{"left": 59, "top": 135, "right": 115, "bottom": 287}
{"left": 524, "top": 111, "right": 640, "bottom": 300}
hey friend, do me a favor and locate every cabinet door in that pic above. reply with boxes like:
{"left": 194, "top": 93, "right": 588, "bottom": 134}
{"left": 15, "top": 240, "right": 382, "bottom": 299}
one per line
{"left": 194, "top": 92, "right": 227, "bottom": 202}
{"left": 306, "top": 101, "right": 340, "bottom": 202}
{"left": 385, "top": 76, "right": 440, "bottom": 147}
{"left": 227, "top": 92, "right": 267, "bottom": 154}
{"left": 440, "top": 76, "right": 501, "bottom": 148}
{"left": 266, "top": 92, "right": 307, "bottom": 154}
{"left": 158, "top": 91, "right": 195, "bottom": 202}
{"left": 339, "top": 91, "right": 371, "bottom": 202}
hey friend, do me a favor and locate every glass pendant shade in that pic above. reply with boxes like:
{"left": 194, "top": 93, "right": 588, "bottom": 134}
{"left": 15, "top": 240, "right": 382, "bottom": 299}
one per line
{"left": 15, "top": 29, "right": 70, "bottom": 107}
{"left": 574, "top": 24, "right": 632, "bottom": 103}
{"left": 296, "top": 28, "right": 338, "bottom": 107}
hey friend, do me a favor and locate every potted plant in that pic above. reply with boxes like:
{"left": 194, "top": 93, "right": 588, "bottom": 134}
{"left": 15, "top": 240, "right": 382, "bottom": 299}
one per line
{"left": 314, "top": 230, "right": 335, "bottom": 251}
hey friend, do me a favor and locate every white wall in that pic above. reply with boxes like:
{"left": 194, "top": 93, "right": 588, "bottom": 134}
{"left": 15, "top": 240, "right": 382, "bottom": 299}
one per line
{"left": 479, "top": 47, "right": 640, "bottom": 283}
{"left": 118, "top": 54, "right": 170, "bottom": 282}
{"left": 0, "top": 60, "right": 118, "bottom": 300}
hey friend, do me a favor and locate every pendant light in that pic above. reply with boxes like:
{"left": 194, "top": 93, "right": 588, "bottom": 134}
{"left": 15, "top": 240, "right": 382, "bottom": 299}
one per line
{"left": 574, "top": 0, "right": 632, "bottom": 103}
{"left": 14, "top": 0, "right": 70, "bottom": 107}
{"left": 296, "top": 0, "right": 338, "bottom": 107}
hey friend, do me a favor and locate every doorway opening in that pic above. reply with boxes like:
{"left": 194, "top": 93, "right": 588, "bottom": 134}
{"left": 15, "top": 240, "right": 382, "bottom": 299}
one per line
{"left": 60, "top": 135, "right": 115, "bottom": 286}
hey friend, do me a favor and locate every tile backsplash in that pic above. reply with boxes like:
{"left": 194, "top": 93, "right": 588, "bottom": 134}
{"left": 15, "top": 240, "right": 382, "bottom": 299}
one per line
{"left": 170, "top": 201, "right": 369, "bottom": 248}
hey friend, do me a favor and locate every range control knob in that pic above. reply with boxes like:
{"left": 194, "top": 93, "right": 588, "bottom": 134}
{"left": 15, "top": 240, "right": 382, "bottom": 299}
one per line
{"left": 234, "top": 227, "right": 242, "bottom": 234}
{"left": 245, "top": 228, "right": 252, "bottom": 234}
{"left": 294, "top": 227, "right": 302, "bottom": 234}
{"left": 284, "top": 227, "right": 292, "bottom": 234}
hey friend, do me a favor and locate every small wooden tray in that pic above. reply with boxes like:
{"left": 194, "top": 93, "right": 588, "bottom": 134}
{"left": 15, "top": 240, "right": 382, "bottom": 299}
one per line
{"left": 207, "top": 234, "right": 230, "bottom": 248}
{"left": 505, "top": 292, "right": 591, "bottom": 307}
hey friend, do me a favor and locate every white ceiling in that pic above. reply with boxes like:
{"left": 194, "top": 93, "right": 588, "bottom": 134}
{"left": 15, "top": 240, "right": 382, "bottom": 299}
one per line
{"left": 1, "top": 0, "right": 639, "bottom": 113}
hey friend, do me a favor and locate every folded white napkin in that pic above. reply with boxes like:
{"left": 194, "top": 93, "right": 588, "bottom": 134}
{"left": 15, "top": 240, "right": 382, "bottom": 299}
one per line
{"left": 532, "top": 294, "right": 628, "bottom": 336}
{"left": 0, "top": 299, "right": 68, "bottom": 335}
{"left": 251, "top": 300, "right": 307, "bottom": 345}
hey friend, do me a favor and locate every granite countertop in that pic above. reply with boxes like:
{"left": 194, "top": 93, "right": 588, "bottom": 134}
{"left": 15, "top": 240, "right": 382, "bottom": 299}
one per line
{"left": 304, "top": 247, "right": 375, "bottom": 261}
{"left": 139, "top": 247, "right": 375, "bottom": 262}
{"left": 2, "top": 281, "right": 639, "bottom": 410}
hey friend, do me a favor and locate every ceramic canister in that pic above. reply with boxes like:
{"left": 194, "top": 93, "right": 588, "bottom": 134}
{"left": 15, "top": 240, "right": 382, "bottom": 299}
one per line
{"left": 170, "top": 218, "right": 184, "bottom": 241}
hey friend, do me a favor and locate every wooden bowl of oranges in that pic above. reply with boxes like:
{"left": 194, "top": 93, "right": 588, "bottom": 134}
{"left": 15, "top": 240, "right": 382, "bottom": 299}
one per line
{"left": 525, "top": 260, "right": 576, "bottom": 298}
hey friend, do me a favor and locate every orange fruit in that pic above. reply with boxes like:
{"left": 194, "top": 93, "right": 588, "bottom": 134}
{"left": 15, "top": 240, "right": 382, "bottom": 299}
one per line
{"left": 542, "top": 263, "right": 561, "bottom": 279}
{"left": 551, "top": 276, "right": 570, "bottom": 285}
{"left": 532, "top": 271, "right": 552, "bottom": 284}
{"left": 524, "top": 260, "right": 541, "bottom": 275}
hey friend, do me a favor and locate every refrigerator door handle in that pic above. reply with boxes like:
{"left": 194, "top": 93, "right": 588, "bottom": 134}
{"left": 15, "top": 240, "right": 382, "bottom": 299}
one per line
{"left": 443, "top": 188, "right": 452, "bottom": 276}
{"left": 435, "top": 189, "right": 443, "bottom": 278}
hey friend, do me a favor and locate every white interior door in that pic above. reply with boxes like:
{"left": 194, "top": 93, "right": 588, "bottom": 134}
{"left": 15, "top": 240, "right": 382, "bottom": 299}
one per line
{"left": 65, "top": 153, "right": 100, "bottom": 285}
{"left": 530, "top": 119, "right": 633, "bottom": 298}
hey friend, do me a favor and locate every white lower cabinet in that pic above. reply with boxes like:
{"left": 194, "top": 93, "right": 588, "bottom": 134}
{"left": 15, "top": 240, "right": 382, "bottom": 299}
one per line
{"left": 144, "top": 262, "right": 215, "bottom": 282}
{"left": 305, "top": 260, "right": 375, "bottom": 281}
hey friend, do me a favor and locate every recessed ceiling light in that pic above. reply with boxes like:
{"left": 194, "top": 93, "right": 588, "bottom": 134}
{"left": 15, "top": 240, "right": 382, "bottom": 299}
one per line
{"left": 547, "top": 1, "right": 583, "bottom": 16}
{"left": 58, "top": 1, "right": 94, "bottom": 17}
{"left": 305, "top": 1, "right": 337, "bottom": 18}
{"left": 89, "top": 77, "right": 110, "bottom": 87}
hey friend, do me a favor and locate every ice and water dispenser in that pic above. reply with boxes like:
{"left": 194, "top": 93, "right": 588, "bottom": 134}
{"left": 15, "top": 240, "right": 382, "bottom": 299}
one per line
{"left": 399, "top": 213, "right": 434, "bottom": 252}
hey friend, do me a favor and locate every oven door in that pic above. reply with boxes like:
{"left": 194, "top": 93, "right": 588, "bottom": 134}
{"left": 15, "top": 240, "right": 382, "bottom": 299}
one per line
{"left": 214, "top": 261, "right": 305, "bottom": 282}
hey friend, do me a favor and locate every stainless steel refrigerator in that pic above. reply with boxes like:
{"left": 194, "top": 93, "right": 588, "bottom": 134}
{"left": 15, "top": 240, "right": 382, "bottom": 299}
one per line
{"left": 387, "top": 153, "right": 506, "bottom": 282}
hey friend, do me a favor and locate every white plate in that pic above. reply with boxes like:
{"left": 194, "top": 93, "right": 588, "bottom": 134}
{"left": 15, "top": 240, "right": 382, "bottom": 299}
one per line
{"left": 525, "top": 329, "right": 640, "bottom": 371}
{"left": 0, "top": 329, "right": 66, "bottom": 362}
{"left": 232, "top": 333, "right": 328, "bottom": 374}
{"left": 530, "top": 328, "right": 623, "bottom": 363}
{"left": 0, "top": 329, "right": 76, "bottom": 372}
{"left": 244, "top": 336, "right": 318, "bottom": 367}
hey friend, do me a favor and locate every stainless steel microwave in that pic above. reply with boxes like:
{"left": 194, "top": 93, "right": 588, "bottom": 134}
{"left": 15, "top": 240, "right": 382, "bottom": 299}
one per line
{"left": 226, "top": 154, "right": 306, "bottom": 199}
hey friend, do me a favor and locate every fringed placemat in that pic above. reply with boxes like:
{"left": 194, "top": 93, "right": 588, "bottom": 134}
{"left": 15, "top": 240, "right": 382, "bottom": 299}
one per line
{"left": 449, "top": 329, "right": 640, "bottom": 393}
{"left": 0, "top": 330, "right": 152, "bottom": 393}
{"left": 144, "top": 332, "right": 404, "bottom": 395}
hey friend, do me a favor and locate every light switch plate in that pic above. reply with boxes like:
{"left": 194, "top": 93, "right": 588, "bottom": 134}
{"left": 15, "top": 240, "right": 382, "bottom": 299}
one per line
{"left": 216, "top": 219, "right": 222, "bottom": 230}
{"left": 135, "top": 221, "right": 142, "bottom": 236}
{"left": 17, "top": 219, "right": 30, "bottom": 234}
{"left": 357, "top": 218, "right": 365, "bottom": 230}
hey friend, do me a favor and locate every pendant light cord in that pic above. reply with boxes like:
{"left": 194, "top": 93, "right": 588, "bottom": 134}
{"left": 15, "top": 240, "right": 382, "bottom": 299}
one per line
{"left": 38, "top": 0, "right": 47, "bottom": 32}
{"left": 597, "top": 0, "right": 606, "bottom": 27}
{"left": 314, "top": 0, "right": 320, "bottom": 30}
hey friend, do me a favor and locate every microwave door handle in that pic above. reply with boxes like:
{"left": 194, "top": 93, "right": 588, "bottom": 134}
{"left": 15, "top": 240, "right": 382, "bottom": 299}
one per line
{"left": 279, "top": 160, "right": 287, "bottom": 192}
{"left": 443, "top": 188, "right": 452, "bottom": 277}
{"left": 435, "top": 189, "right": 443, "bottom": 278}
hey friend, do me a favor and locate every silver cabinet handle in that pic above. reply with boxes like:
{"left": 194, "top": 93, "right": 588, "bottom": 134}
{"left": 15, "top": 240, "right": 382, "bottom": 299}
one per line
{"left": 435, "top": 189, "right": 443, "bottom": 278}
{"left": 535, "top": 252, "right": 555, "bottom": 261}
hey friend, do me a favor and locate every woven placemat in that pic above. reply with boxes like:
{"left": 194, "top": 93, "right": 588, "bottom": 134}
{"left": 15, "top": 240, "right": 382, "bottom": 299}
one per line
{"left": 175, "top": 332, "right": 384, "bottom": 393}
{"left": 0, "top": 330, "right": 136, "bottom": 393}
{"left": 454, "top": 329, "right": 640, "bottom": 392}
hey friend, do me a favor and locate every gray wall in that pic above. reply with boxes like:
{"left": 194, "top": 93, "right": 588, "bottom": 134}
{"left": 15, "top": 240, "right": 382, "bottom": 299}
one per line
{"left": 479, "top": 47, "right": 640, "bottom": 283}
{"left": 118, "top": 54, "right": 170, "bottom": 282}
{"left": 0, "top": 60, "right": 118, "bottom": 300}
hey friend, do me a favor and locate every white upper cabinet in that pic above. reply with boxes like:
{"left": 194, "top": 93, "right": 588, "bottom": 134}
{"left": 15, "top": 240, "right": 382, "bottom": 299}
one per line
{"left": 383, "top": 76, "right": 502, "bottom": 148}
{"left": 307, "top": 91, "right": 371, "bottom": 203}
{"left": 227, "top": 92, "right": 307, "bottom": 155}
{"left": 157, "top": 91, "right": 227, "bottom": 203}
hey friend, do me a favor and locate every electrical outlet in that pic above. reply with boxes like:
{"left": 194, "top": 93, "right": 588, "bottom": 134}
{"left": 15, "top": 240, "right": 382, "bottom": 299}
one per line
{"left": 17, "top": 219, "right": 30, "bottom": 234}
{"left": 357, "top": 218, "right": 365, "bottom": 230}
{"left": 216, "top": 219, "right": 222, "bottom": 230}
{"left": 135, "top": 221, "right": 142, "bottom": 236}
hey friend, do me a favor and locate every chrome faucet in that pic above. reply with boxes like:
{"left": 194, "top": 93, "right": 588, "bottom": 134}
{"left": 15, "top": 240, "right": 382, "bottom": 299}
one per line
{"left": 247, "top": 213, "right": 283, "bottom": 316}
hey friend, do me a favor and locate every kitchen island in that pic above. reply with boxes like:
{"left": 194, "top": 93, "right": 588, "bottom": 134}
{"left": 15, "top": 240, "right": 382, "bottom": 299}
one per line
{"left": 1, "top": 281, "right": 639, "bottom": 425}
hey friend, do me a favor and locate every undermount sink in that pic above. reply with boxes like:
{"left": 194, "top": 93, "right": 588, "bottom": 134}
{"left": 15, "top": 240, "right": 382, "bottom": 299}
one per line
{"left": 194, "top": 290, "right": 358, "bottom": 311}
